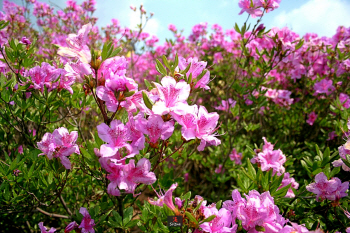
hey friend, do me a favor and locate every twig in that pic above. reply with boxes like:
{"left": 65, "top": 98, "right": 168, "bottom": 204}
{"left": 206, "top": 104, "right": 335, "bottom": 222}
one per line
{"left": 59, "top": 194, "right": 73, "bottom": 216}
{"left": 35, "top": 207, "right": 70, "bottom": 219}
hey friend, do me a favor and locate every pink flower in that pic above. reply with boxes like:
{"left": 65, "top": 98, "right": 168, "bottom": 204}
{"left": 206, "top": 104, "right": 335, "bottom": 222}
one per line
{"left": 107, "top": 158, "right": 156, "bottom": 196}
{"left": 277, "top": 172, "right": 299, "bottom": 198}
{"left": 18, "top": 145, "right": 23, "bottom": 154}
{"left": 340, "top": 93, "right": 350, "bottom": 109}
{"left": 200, "top": 207, "right": 236, "bottom": 233}
{"left": 149, "top": 183, "right": 178, "bottom": 212}
{"left": 196, "top": 106, "right": 221, "bottom": 151}
{"left": 229, "top": 148, "right": 242, "bottom": 165}
{"left": 168, "top": 24, "right": 177, "bottom": 32}
{"left": 314, "top": 79, "right": 335, "bottom": 95}
{"left": 64, "top": 62, "right": 92, "bottom": 83}
{"left": 152, "top": 76, "right": 190, "bottom": 115}
{"left": 37, "top": 128, "right": 79, "bottom": 169}
{"left": 19, "top": 36, "right": 31, "bottom": 45}
{"left": 306, "top": 172, "right": 349, "bottom": 201}
{"left": 137, "top": 114, "right": 174, "bottom": 144}
{"left": 126, "top": 113, "right": 145, "bottom": 151}
{"left": 171, "top": 104, "right": 198, "bottom": 141}
{"left": 65, "top": 221, "right": 78, "bottom": 233}
{"left": 327, "top": 131, "right": 337, "bottom": 141}
{"left": 215, "top": 164, "right": 224, "bottom": 174}
{"left": 97, "top": 56, "right": 127, "bottom": 80}
{"left": 178, "top": 57, "right": 210, "bottom": 90}
{"left": 97, "top": 120, "right": 134, "bottom": 159}
{"left": 238, "top": 0, "right": 263, "bottom": 18}
{"left": 38, "top": 222, "right": 56, "bottom": 233}
{"left": 306, "top": 112, "right": 317, "bottom": 126}
{"left": 215, "top": 98, "right": 236, "bottom": 112}
{"left": 222, "top": 189, "right": 246, "bottom": 220}
{"left": 79, "top": 207, "right": 95, "bottom": 233}
{"left": 57, "top": 23, "right": 92, "bottom": 63}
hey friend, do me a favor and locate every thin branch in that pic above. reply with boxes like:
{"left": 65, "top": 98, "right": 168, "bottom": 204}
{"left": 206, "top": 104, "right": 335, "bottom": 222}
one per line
{"left": 59, "top": 194, "right": 73, "bottom": 216}
{"left": 35, "top": 207, "right": 70, "bottom": 219}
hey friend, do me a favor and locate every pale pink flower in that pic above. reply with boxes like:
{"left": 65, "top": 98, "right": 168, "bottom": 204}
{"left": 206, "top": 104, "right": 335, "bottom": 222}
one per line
{"left": 340, "top": 93, "right": 350, "bottom": 109}
{"left": 152, "top": 76, "right": 190, "bottom": 115}
{"left": 215, "top": 164, "right": 224, "bottom": 174}
{"left": 238, "top": 0, "right": 263, "bottom": 18}
{"left": 57, "top": 23, "right": 92, "bottom": 63}
{"left": 178, "top": 56, "right": 210, "bottom": 90}
{"left": 149, "top": 183, "right": 178, "bottom": 212}
{"left": 126, "top": 113, "right": 145, "bottom": 151}
{"left": 222, "top": 189, "right": 246, "bottom": 220}
{"left": 64, "top": 62, "right": 92, "bottom": 83}
{"left": 306, "top": 112, "right": 317, "bottom": 126}
{"left": 215, "top": 98, "right": 236, "bottom": 112}
{"left": 200, "top": 207, "right": 236, "bottom": 233}
{"left": 171, "top": 104, "right": 198, "bottom": 141}
{"left": 26, "top": 62, "right": 62, "bottom": 93}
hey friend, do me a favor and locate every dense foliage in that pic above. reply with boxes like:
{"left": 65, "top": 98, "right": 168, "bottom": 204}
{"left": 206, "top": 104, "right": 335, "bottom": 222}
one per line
{"left": 0, "top": 0, "right": 350, "bottom": 232}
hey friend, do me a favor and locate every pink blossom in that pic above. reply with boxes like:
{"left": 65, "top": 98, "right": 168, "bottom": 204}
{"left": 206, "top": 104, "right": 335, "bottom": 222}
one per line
{"left": 37, "top": 128, "right": 79, "bottom": 169}
{"left": 168, "top": 24, "right": 177, "bottom": 32}
{"left": 64, "top": 62, "right": 92, "bottom": 83}
{"left": 306, "top": 172, "right": 349, "bottom": 201}
{"left": 215, "top": 98, "right": 236, "bottom": 112}
{"left": 152, "top": 76, "right": 190, "bottom": 115}
{"left": 171, "top": 104, "right": 198, "bottom": 141}
{"left": 200, "top": 207, "right": 236, "bottom": 233}
{"left": 97, "top": 120, "right": 134, "bottom": 159}
{"left": 108, "top": 158, "right": 156, "bottom": 196}
{"left": 314, "top": 79, "right": 335, "bottom": 95}
{"left": 137, "top": 114, "right": 174, "bottom": 144}
{"left": 175, "top": 197, "right": 184, "bottom": 209}
{"left": 18, "top": 145, "right": 23, "bottom": 154}
{"left": 149, "top": 183, "right": 178, "bottom": 212}
{"left": 65, "top": 221, "right": 78, "bottom": 233}
{"left": 79, "top": 207, "right": 95, "bottom": 233}
{"left": 277, "top": 172, "right": 299, "bottom": 198}
{"left": 196, "top": 106, "right": 221, "bottom": 151}
{"left": 98, "top": 56, "right": 127, "bottom": 80}
{"left": 38, "top": 222, "right": 56, "bottom": 233}
{"left": 238, "top": 0, "right": 263, "bottom": 18}
{"left": 306, "top": 112, "right": 317, "bottom": 126}
{"left": 178, "top": 57, "right": 210, "bottom": 90}
{"left": 57, "top": 23, "right": 92, "bottom": 63}
{"left": 126, "top": 113, "right": 145, "bottom": 151}
{"left": 327, "top": 131, "right": 337, "bottom": 141}
{"left": 229, "top": 148, "right": 242, "bottom": 165}
{"left": 340, "top": 93, "right": 350, "bottom": 109}
{"left": 215, "top": 164, "right": 224, "bottom": 174}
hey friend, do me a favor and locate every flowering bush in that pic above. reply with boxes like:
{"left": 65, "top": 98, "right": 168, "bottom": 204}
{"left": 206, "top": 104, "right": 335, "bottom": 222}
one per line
{"left": 0, "top": 0, "right": 350, "bottom": 232}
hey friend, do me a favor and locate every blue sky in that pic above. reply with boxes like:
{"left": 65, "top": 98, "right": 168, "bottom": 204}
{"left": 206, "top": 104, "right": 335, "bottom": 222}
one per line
{"left": 4, "top": 0, "right": 350, "bottom": 42}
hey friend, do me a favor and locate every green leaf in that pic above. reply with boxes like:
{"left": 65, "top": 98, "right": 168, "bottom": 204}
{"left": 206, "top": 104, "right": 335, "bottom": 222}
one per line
{"left": 163, "top": 203, "right": 174, "bottom": 216}
{"left": 144, "top": 79, "right": 153, "bottom": 91}
{"left": 216, "top": 200, "right": 222, "bottom": 210}
{"left": 142, "top": 91, "right": 154, "bottom": 110}
{"left": 272, "top": 183, "right": 291, "bottom": 197}
{"left": 295, "top": 39, "right": 304, "bottom": 50}
{"left": 162, "top": 55, "right": 171, "bottom": 70}
{"left": 123, "top": 207, "right": 133, "bottom": 226}
{"left": 185, "top": 211, "right": 198, "bottom": 226}
{"left": 246, "top": 160, "right": 256, "bottom": 179}
{"left": 269, "top": 173, "right": 284, "bottom": 194}
{"left": 199, "top": 215, "right": 216, "bottom": 224}
{"left": 155, "top": 59, "right": 167, "bottom": 76}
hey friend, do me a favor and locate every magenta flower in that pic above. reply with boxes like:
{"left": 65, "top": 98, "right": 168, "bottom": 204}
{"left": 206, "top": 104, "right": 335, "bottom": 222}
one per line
{"left": 306, "top": 112, "right": 317, "bottom": 126}
{"left": 137, "top": 114, "right": 174, "bottom": 144}
{"left": 222, "top": 189, "right": 246, "bottom": 220}
{"left": 107, "top": 158, "right": 156, "bottom": 196}
{"left": 19, "top": 36, "right": 31, "bottom": 45}
{"left": 18, "top": 145, "right": 23, "bottom": 154}
{"left": 314, "top": 79, "right": 335, "bottom": 95}
{"left": 97, "top": 120, "right": 134, "bottom": 159}
{"left": 196, "top": 106, "right": 221, "bottom": 151}
{"left": 64, "top": 221, "right": 78, "bottom": 233}
{"left": 57, "top": 23, "right": 92, "bottom": 63}
{"left": 38, "top": 222, "right": 56, "bottom": 233}
{"left": 229, "top": 148, "right": 242, "bottom": 165}
{"left": 306, "top": 172, "right": 349, "bottom": 201}
{"left": 152, "top": 76, "right": 190, "bottom": 115}
{"left": 98, "top": 56, "right": 127, "bottom": 80}
{"left": 26, "top": 62, "right": 63, "bottom": 93}
{"left": 79, "top": 207, "right": 95, "bottom": 233}
{"left": 37, "top": 128, "right": 79, "bottom": 169}
{"left": 149, "top": 183, "right": 178, "bottom": 212}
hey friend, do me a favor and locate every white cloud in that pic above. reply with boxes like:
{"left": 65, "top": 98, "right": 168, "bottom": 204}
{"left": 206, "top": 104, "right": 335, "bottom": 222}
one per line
{"left": 273, "top": 0, "right": 350, "bottom": 37}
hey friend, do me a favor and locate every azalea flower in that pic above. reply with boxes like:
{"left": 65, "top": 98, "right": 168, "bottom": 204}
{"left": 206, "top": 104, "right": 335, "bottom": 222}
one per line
{"left": 149, "top": 183, "right": 178, "bottom": 212}
{"left": 152, "top": 76, "right": 190, "bottom": 115}
{"left": 137, "top": 114, "right": 174, "bottom": 144}
{"left": 79, "top": 207, "right": 95, "bottom": 233}
{"left": 38, "top": 222, "right": 56, "bottom": 233}
{"left": 57, "top": 23, "right": 92, "bottom": 63}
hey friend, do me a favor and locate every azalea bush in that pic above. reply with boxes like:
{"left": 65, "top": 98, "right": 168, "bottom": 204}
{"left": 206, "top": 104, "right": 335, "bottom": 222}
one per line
{"left": 0, "top": 0, "right": 350, "bottom": 232}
